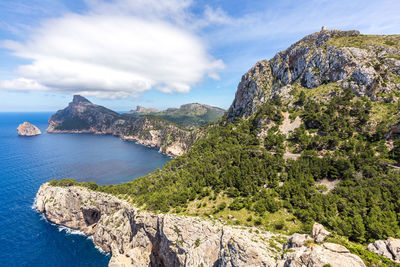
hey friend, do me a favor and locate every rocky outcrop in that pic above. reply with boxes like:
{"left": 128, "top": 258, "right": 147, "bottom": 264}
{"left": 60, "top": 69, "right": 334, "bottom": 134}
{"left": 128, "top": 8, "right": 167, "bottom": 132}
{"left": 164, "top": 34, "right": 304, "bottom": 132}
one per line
{"left": 227, "top": 29, "right": 400, "bottom": 121}
{"left": 47, "top": 95, "right": 197, "bottom": 157}
{"left": 311, "top": 222, "right": 331, "bottom": 243}
{"left": 280, "top": 242, "right": 365, "bottom": 267}
{"left": 35, "top": 183, "right": 279, "bottom": 266}
{"left": 17, "top": 122, "right": 41, "bottom": 136}
{"left": 35, "top": 184, "right": 366, "bottom": 267}
{"left": 367, "top": 237, "right": 400, "bottom": 262}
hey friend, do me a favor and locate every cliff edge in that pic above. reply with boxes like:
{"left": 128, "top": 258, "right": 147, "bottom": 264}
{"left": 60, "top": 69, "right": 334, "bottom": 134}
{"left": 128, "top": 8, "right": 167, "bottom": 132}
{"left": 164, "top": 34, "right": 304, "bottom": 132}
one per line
{"left": 35, "top": 183, "right": 365, "bottom": 267}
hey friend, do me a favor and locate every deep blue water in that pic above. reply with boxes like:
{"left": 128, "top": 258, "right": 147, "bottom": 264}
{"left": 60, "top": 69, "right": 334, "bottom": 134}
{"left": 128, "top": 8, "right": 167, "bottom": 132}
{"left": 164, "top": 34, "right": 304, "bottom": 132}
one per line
{"left": 0, "top": 112, "right": 170, "bottom": 266}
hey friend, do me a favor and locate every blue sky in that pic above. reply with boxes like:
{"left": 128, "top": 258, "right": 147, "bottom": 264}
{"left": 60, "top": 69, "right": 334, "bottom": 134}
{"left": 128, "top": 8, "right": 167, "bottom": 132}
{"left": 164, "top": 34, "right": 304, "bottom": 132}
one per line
{"left": 0, "top": 0, "right": 399, "bottom": 112}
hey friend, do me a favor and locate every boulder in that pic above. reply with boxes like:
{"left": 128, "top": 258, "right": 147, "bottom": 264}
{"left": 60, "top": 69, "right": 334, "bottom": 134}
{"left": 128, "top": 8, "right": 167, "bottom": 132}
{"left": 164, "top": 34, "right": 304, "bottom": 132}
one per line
{"left": 311, "top": 222, "right": 331, "bottom": 243}
{"left": 367, "top": 237, "right": 400, "bottom": 262}
{"left": 288, "top": 233, "right": 312, "bottom": 248}
{"left": 279, "top": 244, "right": 366, "bottom": 267}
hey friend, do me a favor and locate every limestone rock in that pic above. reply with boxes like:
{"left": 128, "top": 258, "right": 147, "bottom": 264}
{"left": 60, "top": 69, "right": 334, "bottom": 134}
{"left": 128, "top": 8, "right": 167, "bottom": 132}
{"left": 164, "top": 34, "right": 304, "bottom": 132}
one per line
{"left": 288, "top": 233, "right": 312, "bottom": 248}
{"left": 35, "top": 184, "right": 367, "bottom": 267}
{"left": 226, "top": 29, "right": 400, "bottom": 122}
{"left": 367, "top": 237, "right": 400, "bottom": 262}
{"left": 311, "top": 222, "right": 331, "bottom": 243}
{"left": 17, "top": 122, "right": 41, "bottom": 136}
{"left": 279, "top": 243, "right": 365, "bottom": 267}
{"left": 35, "top": 183, "right": 280, "bottom": 266}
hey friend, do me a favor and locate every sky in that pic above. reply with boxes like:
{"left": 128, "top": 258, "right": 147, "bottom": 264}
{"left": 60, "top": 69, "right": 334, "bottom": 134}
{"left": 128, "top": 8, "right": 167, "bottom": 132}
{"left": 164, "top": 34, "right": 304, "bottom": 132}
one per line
{"left": 0, "top": 0, "right": 399, "bottom": 112}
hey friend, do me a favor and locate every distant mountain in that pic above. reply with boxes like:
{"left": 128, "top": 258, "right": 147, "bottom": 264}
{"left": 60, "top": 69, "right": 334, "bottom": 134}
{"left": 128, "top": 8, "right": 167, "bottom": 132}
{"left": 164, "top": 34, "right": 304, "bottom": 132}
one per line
{"left": 125, "top": 103, "right": 225, "bottom": 128}
{"left": 47, "top": 95, "right": 199, "bottom": 156}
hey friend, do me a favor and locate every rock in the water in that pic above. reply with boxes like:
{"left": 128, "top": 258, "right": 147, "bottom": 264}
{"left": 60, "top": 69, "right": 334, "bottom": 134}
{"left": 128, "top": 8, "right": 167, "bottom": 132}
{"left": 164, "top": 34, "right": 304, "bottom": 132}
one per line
{"left": 311, "top": 222, "right": 331, "bottom": 243}
{"left": 17, "top": 122, "right": 41, "bottom": 136}
{"left": 367, "top": 237, "right": 400, "bottom": 262}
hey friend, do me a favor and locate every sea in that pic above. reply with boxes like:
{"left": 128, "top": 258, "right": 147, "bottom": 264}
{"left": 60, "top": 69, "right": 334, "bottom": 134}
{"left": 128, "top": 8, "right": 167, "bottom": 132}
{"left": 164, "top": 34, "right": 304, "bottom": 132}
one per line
{"left": 0, "top": 112, "right": 171, "bottom": 266}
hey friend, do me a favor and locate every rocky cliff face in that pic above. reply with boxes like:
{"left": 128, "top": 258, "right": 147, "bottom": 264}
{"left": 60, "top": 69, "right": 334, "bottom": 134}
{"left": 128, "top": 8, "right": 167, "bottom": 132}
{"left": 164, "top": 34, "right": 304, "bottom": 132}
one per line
{"left": 367, "top": 238, "right": 400, "bottom": 262}
{"left": 35, "top": 183, "right": 366, "bottom": 267}
{"left": 227, "top": 29, "right": 400, "bottom": 121}
{"left": 17, "top": 122, "right": 41, "bottom": 136}
{"left": 47, "top": 95, "right": 196, "bottom": 156}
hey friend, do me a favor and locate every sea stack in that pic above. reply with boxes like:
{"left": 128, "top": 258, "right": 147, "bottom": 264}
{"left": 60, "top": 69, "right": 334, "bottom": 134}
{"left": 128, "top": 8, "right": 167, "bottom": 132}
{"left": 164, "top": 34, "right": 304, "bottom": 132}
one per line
{"left": 17, "top": 122, "right": 41, "bottom": 136}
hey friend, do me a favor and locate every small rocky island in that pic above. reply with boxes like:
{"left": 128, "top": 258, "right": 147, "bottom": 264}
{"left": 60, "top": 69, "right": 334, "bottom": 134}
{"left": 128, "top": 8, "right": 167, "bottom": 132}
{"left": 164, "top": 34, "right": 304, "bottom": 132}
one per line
{"left": 17, "top": 122, "right": 41, "bottom": 136}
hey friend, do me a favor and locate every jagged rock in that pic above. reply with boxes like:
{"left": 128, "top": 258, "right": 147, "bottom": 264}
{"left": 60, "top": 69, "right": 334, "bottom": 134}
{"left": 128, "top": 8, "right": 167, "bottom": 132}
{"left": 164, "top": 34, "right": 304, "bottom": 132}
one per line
{"left": 35, "top": 184, "right": 366, "bottom": 267}
{"left": 17, "top": 122, "right": 41, "bottom": 136}
{"left": 311, "top": 222, "right": 331, "bottom": 243}
{"left": 323, "top": 242, "right": 349, "bottom": 253}
{"left": 278, "top": 243, "right": 365, "bottom": 267}
{"left": 35, "top": 184, "right": 279, "bottom": 266}
{"left": 226, "top": 29, "right": 400, "bottom": 122}
{"left": 367, "top": 237, "right": 400, "bottom": 262}
{"left": 288, "top": 233, "right": 312, "bottom": 248}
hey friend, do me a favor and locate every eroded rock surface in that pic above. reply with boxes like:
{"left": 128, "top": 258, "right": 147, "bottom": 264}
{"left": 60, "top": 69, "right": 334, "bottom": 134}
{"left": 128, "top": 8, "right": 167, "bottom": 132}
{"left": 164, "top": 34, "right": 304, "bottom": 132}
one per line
{"left": 35, "top": 184, "right": 366, "bottom": 267}
{"left": 17, "top": 122, "right": 41, "bottom": 136}
{"left": 367, "top": 237, "right": 400, "bottom": 262}
{"left": 227, "top": 29, "right": 400, "bottom": 122}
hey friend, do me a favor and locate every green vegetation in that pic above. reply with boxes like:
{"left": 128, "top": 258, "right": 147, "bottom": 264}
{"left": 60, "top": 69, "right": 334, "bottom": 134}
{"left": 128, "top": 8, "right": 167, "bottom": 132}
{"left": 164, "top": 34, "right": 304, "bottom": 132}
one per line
{"left": 54, "top": 116, "right": 90, "bottom": 130}
{"left": 327, "top": 34, "right": 400, "bottom": 50}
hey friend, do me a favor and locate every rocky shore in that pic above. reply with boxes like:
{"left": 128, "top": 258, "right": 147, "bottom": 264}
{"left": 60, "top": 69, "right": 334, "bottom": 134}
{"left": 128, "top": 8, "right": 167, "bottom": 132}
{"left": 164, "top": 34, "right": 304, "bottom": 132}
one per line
{"left": 35, "top": 183, "right": 366, "bottom": 267}
{"left": 46, "top": 95, "right": 197, "bottom": 157}
{"left": 17, "top": 122, "right": 41, "bottom": 136}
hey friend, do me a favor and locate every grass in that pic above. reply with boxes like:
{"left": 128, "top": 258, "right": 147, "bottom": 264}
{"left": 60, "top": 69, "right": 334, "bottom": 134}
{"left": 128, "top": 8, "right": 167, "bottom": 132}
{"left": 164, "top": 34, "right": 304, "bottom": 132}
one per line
{"left": 370, "top": 99, "right": 399, "bottom": 126}
{"left": 327, "top": 35, "right": 400, "bottom": 50}
{"left": 178, "top": 192, "right": 302, "bottom": 235}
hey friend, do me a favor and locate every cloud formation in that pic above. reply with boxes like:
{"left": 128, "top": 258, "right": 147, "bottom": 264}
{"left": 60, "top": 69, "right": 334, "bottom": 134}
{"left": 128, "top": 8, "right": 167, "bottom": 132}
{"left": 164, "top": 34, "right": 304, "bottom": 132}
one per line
{"left": 0, "top": 0, "right": 224, "bottom": 98}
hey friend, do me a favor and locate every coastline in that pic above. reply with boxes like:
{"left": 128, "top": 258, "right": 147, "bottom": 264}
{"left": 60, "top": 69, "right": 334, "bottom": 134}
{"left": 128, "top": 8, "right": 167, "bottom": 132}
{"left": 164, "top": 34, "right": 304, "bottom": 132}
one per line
{"left": 46, "top": 129, "right": 179, "bottom": 157}
{"left": 35, "top": 183, "right": 367, "bottom": 267}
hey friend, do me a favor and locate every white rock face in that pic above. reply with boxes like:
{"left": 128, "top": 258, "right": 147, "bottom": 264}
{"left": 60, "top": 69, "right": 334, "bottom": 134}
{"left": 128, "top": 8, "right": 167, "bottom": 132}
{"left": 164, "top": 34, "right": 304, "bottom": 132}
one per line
{"left": 226, "top": 29, "right": 400, "bottom": 122}
{"left": 311, "top": 222, "right": 331, "bottom": 243}
{"left": 278, "top": 243, "right": 366, "bottom": 267}
{"left": 367, "top": 237, "right": 400, "bottom": 262}
{"left": 35, "top": 184, "right": 367, "bottom": 267}
{"left": 35, "top": 184, "right": 278, "bottom": 266}
{"left": 17, "top": 122, "right": 41, "bottom": 136}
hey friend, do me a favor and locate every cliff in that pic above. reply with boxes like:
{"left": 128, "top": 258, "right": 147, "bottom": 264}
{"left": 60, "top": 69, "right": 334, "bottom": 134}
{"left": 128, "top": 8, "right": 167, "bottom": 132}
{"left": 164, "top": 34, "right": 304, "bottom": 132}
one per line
{"left": 47, "top": 95, "right": 198, "bottom": 156}
{"left": 227, "top": 29, "right": 400, "bottom": 121}
{"left": 35, "top": 183, "right": 366, "bottom": 267}
{"left": 17, "top": 122, "right": 41, "bottom": 136}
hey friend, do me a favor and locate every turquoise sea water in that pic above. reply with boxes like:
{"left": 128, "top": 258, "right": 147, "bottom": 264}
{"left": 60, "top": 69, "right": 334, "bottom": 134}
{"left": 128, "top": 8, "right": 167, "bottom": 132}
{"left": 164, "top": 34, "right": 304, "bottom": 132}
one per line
{"left": 0, "top": 112, "right": 170, "bottom": 266}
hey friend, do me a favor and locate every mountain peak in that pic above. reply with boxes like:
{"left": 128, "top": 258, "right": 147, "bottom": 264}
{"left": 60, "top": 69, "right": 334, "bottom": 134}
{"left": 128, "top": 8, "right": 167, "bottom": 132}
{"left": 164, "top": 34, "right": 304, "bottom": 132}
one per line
{"left": 72, "top": 95, "right": 91, "bottom": 104}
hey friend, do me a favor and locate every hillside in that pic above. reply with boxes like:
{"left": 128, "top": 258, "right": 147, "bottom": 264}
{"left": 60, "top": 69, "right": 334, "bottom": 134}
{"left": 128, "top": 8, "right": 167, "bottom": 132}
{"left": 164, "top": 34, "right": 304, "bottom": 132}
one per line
{"left": 47, "top": 95, "right": 199, "bottom": 156}
{"left": 125, "top": 103, "right": 225, "bottom": 128}
{"left": 48, "top": 29, "right": 400, "bottom": 265}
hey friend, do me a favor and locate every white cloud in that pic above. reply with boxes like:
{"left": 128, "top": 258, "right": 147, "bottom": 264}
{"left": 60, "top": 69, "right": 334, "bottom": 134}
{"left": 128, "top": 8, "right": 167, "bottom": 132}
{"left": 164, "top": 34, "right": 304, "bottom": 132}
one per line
{"left": 0, "top": 0, "right": 224, "bottom": 98}
{"left": 0, "top": 77, "right": 48, "bottom": 91}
